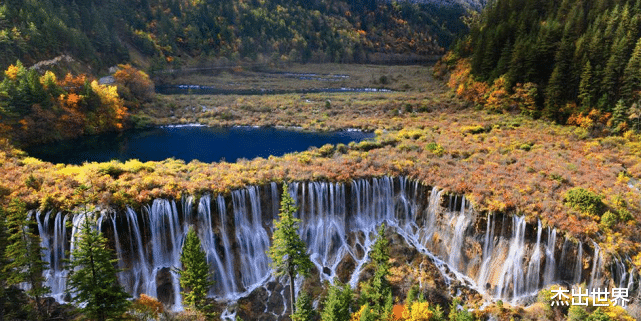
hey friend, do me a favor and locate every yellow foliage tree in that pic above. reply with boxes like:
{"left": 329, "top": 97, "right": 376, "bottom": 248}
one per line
{"left": 4, "top": 63, "right": 20, "bottom": 81}
{"left": 402, "top": 302, "right": 433, "bottom": 321}
{"left": 39, "top": 71, "right": 57, "bottom": 89}
{"left": 90, "top": 80, "right": 128, "bottom": 130}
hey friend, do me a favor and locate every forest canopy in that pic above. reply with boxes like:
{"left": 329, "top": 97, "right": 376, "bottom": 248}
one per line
{"left": 0, "top": 0, "right": 468, "bottom": 72}
{"left": 450, "top": 0, "right": 641, "bottom": 132}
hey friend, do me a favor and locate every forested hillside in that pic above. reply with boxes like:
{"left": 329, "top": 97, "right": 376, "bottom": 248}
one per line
{"left": 0, "top": 0, "right": 467, "bottom": 72}
{"left": 449, "top": 0, "right": 641, "bottom": 132}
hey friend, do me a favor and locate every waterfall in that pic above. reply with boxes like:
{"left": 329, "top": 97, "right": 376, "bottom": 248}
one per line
{"left": 198, "top": 195, "right": 233, "bottom": 296}
{"left": 574, "top": 241, "right": 583, "bottom": 284}
{"left": 216, "top": 194, "right": 238, "bottom": 295}
{"left": 232, "top": 187, "right": 271, "bottom": 291}
{"left": 496, "top": 216, "right": 527, "bottom": 299}
{"left": 35, "top": 176, "right": 636, "bottom": 313}
{"left": 38, "top": 211, "right": 69, "bottom": 303}
{"left": 121, "top": 207, "right": 152, "bottom": 298}
{"left": 589, "top": 243, "right": 602, "bottom": 290}
{"left": 543, "top": 227, "right": 557, "bottom": 286}
{"left": 477, "top": 212, "right": 496, "bottom": 291}
{"left": 525, "top": 220, "right": 543, "bottom": 294}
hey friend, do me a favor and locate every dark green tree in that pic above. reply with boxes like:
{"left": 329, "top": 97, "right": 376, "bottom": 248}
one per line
{"left": 268, "top": 184, "right": 313, "bottom": 315}
{"left": 611, "top": 99, "right": 628, "bottom": 133}
{"left": 359, "top": 224, "right": 393, "bottom": 319}
{"left": 578, "top": 60, "right": 595, "bottom": 110}
{"left": 544, "top": 35, "right": 574, "bottom": 121}
{"left": 178, "top": 227, "right": 214, "bottom": 312}
{"left": 291, "top": 291, "right": 316, "bottom": 321}
{"left": 66, "top": 214, "right": 130, "bottom": 321}
{"left": 321, "top": 282, "right": 353, "bottom": 321}
{"left": 0, "top": 203, "right": 9, "bottom": 320}
{"left": 600, "top": 37, "right": 629, "bottom": 108}
{"left": 448, "top": 298, "right": 473, "bottom": 321}
{"left": 622, "top": 38, "right": 641, "bottom": 102}
{"left": 3, "top": 198, "right": 49, "bottom": 320}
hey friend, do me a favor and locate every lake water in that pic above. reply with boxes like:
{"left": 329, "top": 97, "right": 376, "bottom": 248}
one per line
{"left": 24, "top": 126, "right": 374, "bottom": 165}
{"left": 155, "top": 85, "right": 392, "bottom": 95}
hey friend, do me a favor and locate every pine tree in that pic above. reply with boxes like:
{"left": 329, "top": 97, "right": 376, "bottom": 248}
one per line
{"left": 178, "top": 227, "right": 214, "bottom": 312}
{"left": 3, "top": 198, "right": 49, "bottom": 320}
{"left": 321, "top": 282, "right": 353, "bottom": 321}
{"left": 448, "top": 298, "right": 473, "bottom": 321}
{"left": 0, "top": 204, "right": 9, "bottom": 321}
{"left": 291, "top": 291, "right": 316, "bottom": 321}
{"left": 622, "top": 38, "right": 641, "bottom": 102}
{"left": 66, "top": 214, "right": 130, "bottom": 321}
{"left": 544, "top": 35, "right": 574, "bottom": 121}
{"left": 268, "top": 183, "right": 312, "bottom": 315}
{"left": 611, "top": 99, "right": 628, "bottom": 133}
{"left": 359, "top": 224, "right": 392, "bottom": 319}
{"left": 601, "top": 37, "right": 629, "bottom": 108}
{"left": 578, "top": 60, "right": 594, "bottom": 110}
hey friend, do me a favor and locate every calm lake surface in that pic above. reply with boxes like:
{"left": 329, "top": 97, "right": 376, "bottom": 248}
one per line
{"left": 25, "top": 126, "right": 374, "bottom": 165}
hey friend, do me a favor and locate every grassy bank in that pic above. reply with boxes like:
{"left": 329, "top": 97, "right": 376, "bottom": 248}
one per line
{"left": 143, "top": 64, "right": 463, "bottom": 130}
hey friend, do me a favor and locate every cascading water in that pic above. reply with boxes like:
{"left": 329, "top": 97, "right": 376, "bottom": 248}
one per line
{"left": 36, "top": 176, "right": 638, "bottom": 316}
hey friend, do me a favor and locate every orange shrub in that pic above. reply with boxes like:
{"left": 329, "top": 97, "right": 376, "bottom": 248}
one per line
{"left": 131, "top": 294, "right": 165, "bottom": 317}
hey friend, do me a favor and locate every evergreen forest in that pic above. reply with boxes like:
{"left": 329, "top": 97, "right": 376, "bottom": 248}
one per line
{"left": 451, "top": 0, "right": 641, "bottom": 131}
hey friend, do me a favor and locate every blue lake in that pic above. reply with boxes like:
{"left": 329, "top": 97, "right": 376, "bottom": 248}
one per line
{"left": 24, "top": 126, "right": 374, "bottom": 165}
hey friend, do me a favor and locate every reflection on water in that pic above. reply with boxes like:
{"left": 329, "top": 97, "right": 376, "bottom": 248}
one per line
{"left": 24, "top": 126, "right": 374, "bottom": 165}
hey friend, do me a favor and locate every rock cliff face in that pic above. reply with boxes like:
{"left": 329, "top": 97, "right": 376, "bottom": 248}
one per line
{"left": 37, "top": 176, "right": 637, "bottom": 318}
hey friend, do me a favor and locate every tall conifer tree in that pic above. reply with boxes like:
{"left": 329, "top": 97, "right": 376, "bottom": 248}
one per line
{"left": 3, "top": 198, "right": 49, "bottom": 320}
{"left": 579, "top": 60, "right": 594, "bottom": 109}
{"left": 268, "top": 184, "right": 312, "bottom": 315}
{"left": 359, "top": 224, "right": 393, "bottom": 319}
{"left": 321, "top": 282, "right": 353, "bottom": 321}
{"left": 178, "top": 227, "right": 214, "bottom": 313}
{"left": 66, "top": 214, "right": 130, "bottom": 321}
{"left": 622, "top": 38, "right": 641, "bottom": 102}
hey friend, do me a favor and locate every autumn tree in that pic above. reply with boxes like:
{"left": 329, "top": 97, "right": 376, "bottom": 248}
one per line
{"left": 268, "top": 184, "right": 312, "bottom": 316}
{"left": 178, "top": 227, "right": 214, "bottom": 313}
{"left": 113, "top": 64, "right": 155, "bottom": 107}
{"left": 3, "top": 198, "right": 49, "bottom": 320}
{"left": 66, "top": 213, "right": 130, "bottom": 321}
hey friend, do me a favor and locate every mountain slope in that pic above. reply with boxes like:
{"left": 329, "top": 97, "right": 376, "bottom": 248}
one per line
{"left": 452, "top": 0, "right": 641, "bottom": 129}
{"left": 0, "top": 0, "right": 468, "bottom": 73}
